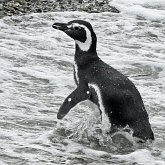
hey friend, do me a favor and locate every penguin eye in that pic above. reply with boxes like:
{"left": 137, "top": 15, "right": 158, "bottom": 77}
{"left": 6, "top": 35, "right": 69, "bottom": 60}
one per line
{"left": 74, "top": 26, "right": 81, "bottom": 31}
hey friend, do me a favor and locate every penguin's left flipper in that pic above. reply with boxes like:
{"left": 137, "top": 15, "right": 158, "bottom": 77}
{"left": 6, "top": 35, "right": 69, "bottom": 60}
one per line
{"left": 57, "top": 83, "right": 90, "bottom": 119}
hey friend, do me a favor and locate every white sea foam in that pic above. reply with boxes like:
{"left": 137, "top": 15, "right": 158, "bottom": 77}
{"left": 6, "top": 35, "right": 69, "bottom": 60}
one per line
{"left": 115, "top": 149, "right": 165, "bottom": 165}
{"left": 111, "top": 0, "right": 165, "bottom": 21}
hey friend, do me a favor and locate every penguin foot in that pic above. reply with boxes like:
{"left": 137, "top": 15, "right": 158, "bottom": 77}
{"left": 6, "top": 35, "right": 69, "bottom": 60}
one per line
{"left": 111, "top": 132, "right": 134, "bottom": 148}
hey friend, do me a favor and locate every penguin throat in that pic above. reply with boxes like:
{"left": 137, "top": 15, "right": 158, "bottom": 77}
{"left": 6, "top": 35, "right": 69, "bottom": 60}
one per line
{"left": 75, "top": 26, "right": 92, "bottom": 52}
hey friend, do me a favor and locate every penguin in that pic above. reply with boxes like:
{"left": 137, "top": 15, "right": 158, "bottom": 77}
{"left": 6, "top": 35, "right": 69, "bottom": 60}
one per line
{"left": 52, "top": 20, "right": 154, "bottom": 142}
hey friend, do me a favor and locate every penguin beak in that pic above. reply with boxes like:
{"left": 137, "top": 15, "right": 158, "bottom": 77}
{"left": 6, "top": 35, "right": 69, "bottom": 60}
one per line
{"left": 52, "top": 23, "right": 69, "bottom": 32}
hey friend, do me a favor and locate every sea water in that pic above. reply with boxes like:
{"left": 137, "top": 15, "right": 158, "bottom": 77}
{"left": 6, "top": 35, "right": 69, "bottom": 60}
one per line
{"left": 0, "top": 1, "right": 165, "bottom": 164}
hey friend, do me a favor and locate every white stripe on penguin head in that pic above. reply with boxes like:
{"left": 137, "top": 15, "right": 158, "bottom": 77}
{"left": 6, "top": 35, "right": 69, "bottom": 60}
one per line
{"left": 68, "top": 23, "right": 92, "bottom": 52}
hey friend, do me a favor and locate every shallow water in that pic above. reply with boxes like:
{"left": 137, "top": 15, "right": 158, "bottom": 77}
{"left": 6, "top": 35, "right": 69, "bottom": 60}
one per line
{"left": 0, "top": 4, "right": 165, "bottom": 165}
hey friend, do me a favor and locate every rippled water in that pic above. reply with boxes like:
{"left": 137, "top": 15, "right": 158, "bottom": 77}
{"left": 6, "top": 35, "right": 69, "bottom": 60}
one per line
{"left": 0, "top": 7, "right": 165, "bottom": 165}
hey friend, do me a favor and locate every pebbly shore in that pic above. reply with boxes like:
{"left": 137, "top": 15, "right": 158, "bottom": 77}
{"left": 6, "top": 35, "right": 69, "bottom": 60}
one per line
{"left": 0, "top": 0, "right": 119, "bottom": 18}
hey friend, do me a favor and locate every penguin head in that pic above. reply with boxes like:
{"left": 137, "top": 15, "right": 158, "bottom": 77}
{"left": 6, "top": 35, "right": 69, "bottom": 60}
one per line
{"left": 52, "top": 20, "right": 97, "bottom": 52}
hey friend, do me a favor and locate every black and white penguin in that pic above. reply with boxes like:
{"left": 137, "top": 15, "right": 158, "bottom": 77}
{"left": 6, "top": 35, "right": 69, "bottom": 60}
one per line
{"left": 52, "top": 20, "right": 154, "bottom": 142}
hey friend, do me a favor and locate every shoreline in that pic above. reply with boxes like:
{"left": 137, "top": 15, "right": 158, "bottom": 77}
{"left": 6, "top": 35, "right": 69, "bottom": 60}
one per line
{"left": 0, "top": 0, "right": 119, "bottom": 19}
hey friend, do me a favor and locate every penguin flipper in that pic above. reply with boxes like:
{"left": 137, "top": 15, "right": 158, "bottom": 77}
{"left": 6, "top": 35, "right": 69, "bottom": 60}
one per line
{"left": 57, "top": 84, "right": 90, "bottom": 119}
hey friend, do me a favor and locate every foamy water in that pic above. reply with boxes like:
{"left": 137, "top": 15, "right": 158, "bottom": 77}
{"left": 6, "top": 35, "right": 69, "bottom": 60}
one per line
{"left": 0, "top": 1, "right": 165, "bottom": 164}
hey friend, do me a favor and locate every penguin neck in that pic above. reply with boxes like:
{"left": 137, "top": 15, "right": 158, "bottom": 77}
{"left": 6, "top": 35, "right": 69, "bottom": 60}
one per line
{"left": 74, "top": 38, "right": 99, "bottom": 67}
